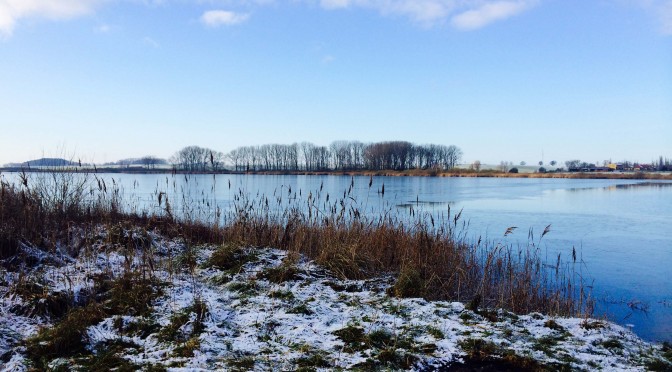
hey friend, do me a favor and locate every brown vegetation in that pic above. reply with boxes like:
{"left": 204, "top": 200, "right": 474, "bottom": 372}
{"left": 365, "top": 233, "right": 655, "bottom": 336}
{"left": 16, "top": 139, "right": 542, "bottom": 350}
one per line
{"left": 242, "top": 168, "right": 672, "bottom": 180}
{"left": 0, "top": 170, "right": 593, "bottom": 319}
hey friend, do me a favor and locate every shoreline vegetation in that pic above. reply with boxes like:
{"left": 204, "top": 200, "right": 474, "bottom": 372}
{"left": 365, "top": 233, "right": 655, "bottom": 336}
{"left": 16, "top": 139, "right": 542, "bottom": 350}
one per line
{"left": 1, "top": 171, "right": 671, "bottom": 369}
{"left": 5, "top": 141, "right": 671, "bottom": 180}
{"left": 1, "top": 170, "right": 592, "bottom": 316}
{"left": 2, "top": 166, "right": 672, "bottom": 180}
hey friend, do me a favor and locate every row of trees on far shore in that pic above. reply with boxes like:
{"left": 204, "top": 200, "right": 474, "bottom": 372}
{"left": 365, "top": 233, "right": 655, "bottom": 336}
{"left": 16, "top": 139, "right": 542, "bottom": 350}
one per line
{"left": 170, "top": 141, "right": 463, "bottom": 172}
{"left": 102, "top": 156, "right": 168, "bottom": 169}
{"left": 562, "top": 158, "right": 672, "bottom": 172}
{"left": 10, "top": 146, "right": 671, "bottom": 174}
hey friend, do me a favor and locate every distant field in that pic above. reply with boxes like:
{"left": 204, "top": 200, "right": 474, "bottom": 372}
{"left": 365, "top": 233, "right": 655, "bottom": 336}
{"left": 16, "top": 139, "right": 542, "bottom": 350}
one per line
{"left": 2, "top": 165, "right": 671, "bottom": 180}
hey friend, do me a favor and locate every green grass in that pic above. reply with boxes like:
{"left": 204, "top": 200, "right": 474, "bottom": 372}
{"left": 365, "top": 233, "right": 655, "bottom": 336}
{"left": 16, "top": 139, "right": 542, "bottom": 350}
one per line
{"left": 295, "top": 352, "right": 331, "bottom": 369}
{"left": 101, "top": 271, "right": 163, "bottom": 317}
{"left": 9, "top": 277, "right": 71, "bottom": 319}
{"left": 544, "top": 319, "right": 565, "bottom": 332}
{"left": 227, "top": 281, "right": 258, "bottom": 295}
{"left": 333, "top": 325, "right": 366, "bottom": 352}
{"left": 227, "top": 356, "right": 255, "bottom": 371}
{"left": 81, "top": 341, "right": 141, "bottom": 371}
{"left": 288, "top": 303, "right": 313, "bottom": 315}
{"left": 426, "top": 326, "right": 444, "bottom": 339}
{"left": 458, "top": 338, "right": 571, "bottom": 371}
{"left": 158, "top": 299, "right": 208, "bottom": 345}
{"left": 533, "top": 334, "right": 570, "bottom": 357}
{"left": 25, "top": 303, "right": 107, "bottom": 369}
{"left": 389, "top": 263, "right": 425, "bottom": 298}
{"left": 600, "top": 339, "right": 623, "bottom": 350}
{"left": 258, "top": 253, "right": 302, "bottom": 283}
{"left": 268, "top": 290, "right": 295, "bottom": 301}
{"left": 173, "top": 337, "right": 201, "bottom": 358}
{"left": 203, "top": 242, "right": 255, "bottom": 274}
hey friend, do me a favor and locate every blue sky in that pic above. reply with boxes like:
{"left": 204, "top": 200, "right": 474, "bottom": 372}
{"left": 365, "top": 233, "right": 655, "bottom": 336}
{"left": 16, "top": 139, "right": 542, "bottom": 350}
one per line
{"left": 0, "top": 0, "right": 670, "bottom": 166}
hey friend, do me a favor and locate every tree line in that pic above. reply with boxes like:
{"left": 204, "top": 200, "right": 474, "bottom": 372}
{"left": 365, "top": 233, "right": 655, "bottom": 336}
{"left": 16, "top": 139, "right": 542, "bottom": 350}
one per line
{"left": 170, "top": 141, "right": 463, "bottom": 172}
{"left": 563, "top": 157, "right": 672, "bottom": 171}
{"left": 102, "top": 156, "right": 168, "bottom": 169}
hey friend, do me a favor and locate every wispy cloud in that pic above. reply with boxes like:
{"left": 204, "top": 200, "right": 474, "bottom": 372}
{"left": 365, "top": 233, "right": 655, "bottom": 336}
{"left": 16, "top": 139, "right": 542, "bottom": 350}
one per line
{"left": 316, "top": 0, "right": 536, "bottom": 28}
{"left": 4, "top": 0, "right": 670, "bottom": 38}
{"left": 0, "top": 0, "right": 539, "bottom": 38}
{"left": 320, "top": 0, "right": 351, "bottom": 10}
{"left": 450, "top": 0, "right": 538, "bottom": 30}
{"left": 0, "top": 0, "right": 101, "bottom": 37}
{"left": 200, "top": 9, "right": 250, "bottom": 27}
{"left": 648, "top": 0, "right": 672, "bottom": 34}
{"left": 318, "top": 0, "right": 453, "bottom": 23}
{"left": 382, "top": 0, "right": 455, "bottom": 24}
{"left": 662, "top": 1, "right": 672, "bottom": 34}
{"left": 143, "top": 36, "right": 159, "bottom": 48}
{"left": 95, "top": 23, "right": 111, "bottom": 33}
{"left": 618, "top": 0, "right": 672, "bottom": 35}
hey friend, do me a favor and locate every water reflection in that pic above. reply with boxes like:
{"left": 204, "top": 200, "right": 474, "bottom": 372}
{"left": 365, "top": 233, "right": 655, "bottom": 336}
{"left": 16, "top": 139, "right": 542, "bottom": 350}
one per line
{"left": 607, "top": 182, "right": 672, "bottom": 190}
{"left": 564, "top": 181, "right": 672, "bottom": 192}
{"left": 396, "top": 200, "right": 454, "bottom": 209}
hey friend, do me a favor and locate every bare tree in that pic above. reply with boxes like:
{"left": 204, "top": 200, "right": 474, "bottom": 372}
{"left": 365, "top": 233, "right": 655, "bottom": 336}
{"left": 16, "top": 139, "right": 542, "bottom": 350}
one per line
{"left": 139, "top": 155, "right": 166, "bottom": 169}
{"left": 565, "top": 160, "right": 581, "bottom": 171}
{"left": 226, "top": 140, "right": 463, "bottom": 172}
{"left": 444, "top": 145, "right": 462, "bottom": 170}
{"left": 172, "top": 146, "right": 223, "bottom": 172}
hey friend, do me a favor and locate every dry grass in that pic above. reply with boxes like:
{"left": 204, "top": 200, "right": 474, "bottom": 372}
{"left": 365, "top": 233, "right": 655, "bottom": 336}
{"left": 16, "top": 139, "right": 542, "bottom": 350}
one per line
{"left": 232, "top": 168, "right": 672, "bottom": 180}
{"left": 210, "top": 194, "right": 591, "bottom": 316}
{"left": 1, "top": 170, "right": 592, "bottom": 324}
{"left": 25, "top": 303, "right": 107, "bottom": 368}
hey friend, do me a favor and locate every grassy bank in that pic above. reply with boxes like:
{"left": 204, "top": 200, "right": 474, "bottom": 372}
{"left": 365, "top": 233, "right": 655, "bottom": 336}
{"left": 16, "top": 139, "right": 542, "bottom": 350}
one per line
{"left": 4, "top": 243, "right": 669, "bottom": 370}
{"left": 0, "top": 171, "right": 591, "bottom": 317}
{"left": 5, "top": 171, "right": 670, "bottom": 369}
{"left": 3, "top": 166, "right": 672, "bottom": 180}
{"left": 230, "top": 169, "right": 672, "bottom": 180}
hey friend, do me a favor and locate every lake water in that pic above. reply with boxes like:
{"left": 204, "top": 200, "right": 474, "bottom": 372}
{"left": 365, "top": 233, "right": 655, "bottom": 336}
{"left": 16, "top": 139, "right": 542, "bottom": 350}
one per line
{"left": 4, "top": 173, "right": 671, "bottom": 342}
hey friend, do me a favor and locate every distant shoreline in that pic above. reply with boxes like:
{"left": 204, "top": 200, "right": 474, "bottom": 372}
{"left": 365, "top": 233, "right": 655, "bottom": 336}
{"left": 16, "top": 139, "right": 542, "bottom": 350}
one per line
{"left": 2, "top": 166, "right": 671, "bottom": 180}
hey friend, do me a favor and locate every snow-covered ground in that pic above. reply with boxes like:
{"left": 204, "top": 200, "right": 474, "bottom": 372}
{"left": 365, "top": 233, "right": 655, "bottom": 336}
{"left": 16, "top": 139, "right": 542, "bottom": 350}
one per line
{"left": 1, "top": 227, "right": 669, "bottom": 371}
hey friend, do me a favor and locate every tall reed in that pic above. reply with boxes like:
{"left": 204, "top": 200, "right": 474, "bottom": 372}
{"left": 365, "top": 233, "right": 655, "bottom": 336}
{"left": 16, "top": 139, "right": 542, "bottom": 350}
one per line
{"left": 0, "top": 170, "right": 593, "bottom": 317}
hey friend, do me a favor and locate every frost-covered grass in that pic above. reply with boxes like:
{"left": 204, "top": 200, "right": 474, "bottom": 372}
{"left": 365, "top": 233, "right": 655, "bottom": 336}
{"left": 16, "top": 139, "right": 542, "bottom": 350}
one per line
{"left": 1, "top": 228, "right": 669, "bottom": 371}
{"left": 1, "top": 172, "right": 670, "bottom": 370}
{"left": 1, "top": 170, "right": 594, "bottom": 319}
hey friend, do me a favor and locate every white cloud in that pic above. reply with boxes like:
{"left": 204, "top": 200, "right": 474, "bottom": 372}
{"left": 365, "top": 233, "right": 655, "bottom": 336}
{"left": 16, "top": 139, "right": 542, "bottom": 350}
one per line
{"left": 320, "top": 0, "right": 351, "bottom": 10}
{"left": 642, "top": 0, "right": 672, "bottom": 35}
{"left": 142, "top": 36, "right": 159, "bottom": 47}
{"left": 315, "top": 0, "right": 536, "bottom": 28}
{"left": 0, "top": 0, "right": 539, "bottom": 38}
{"left": 2, "top": 0, "right": 671, "bottom": 38}
{"left": 616, "top": 0, "right": 672, "bottom": 35}
{"left": 95, "top": 23, "right": 111, "bottom": 33}
{"left": 318, "top": 0, "right": 453, "bottom": 22}
{"left": 200, "top": 9, "right": 249, "bottom": 26}
{"left": 379, "top": 0, "right": 455, "bottom": 24}
{"left": 655, "top": 0, "right": 672, "bottom": 34}
{"left": 450, "top": 0, "right": 537, "bottom": 30}
{"left": 0, "top": 0, "right": 102, "bottom": 37}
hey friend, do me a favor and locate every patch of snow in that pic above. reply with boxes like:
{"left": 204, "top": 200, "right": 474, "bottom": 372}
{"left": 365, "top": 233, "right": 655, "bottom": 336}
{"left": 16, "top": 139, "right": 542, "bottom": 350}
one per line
{"left": 0, "top": 228, "right": 668, "bottom": 370}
